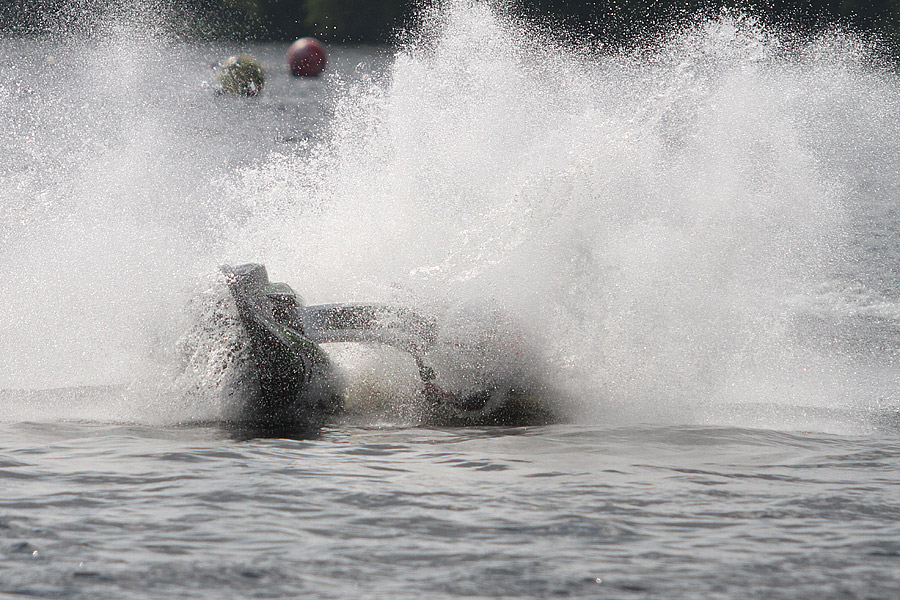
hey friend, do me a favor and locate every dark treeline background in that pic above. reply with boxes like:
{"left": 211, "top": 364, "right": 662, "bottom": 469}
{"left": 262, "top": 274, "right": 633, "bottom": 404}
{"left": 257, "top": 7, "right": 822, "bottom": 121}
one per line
{"left": 3, "top": 0, "right": 900, "bottom": 52}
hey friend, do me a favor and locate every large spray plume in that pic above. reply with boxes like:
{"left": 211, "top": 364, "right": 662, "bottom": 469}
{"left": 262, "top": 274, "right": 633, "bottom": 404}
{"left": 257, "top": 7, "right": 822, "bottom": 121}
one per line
{"left": 222, "top": 4, "right": 900, "bottom": 429}
{"left": 2, "top": 1, "right": 899, "bottom": 430}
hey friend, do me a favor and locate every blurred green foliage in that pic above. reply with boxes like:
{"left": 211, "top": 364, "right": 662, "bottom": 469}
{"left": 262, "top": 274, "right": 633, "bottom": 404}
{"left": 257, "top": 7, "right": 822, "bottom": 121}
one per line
{"left": 516, "top": 0, "right": 900, "bottom": 51}
{"left": 304, "top": 0, "right": 415, "bottom": 41}
{"left": 2, "top": 0, "right": 899, "bottom": 52}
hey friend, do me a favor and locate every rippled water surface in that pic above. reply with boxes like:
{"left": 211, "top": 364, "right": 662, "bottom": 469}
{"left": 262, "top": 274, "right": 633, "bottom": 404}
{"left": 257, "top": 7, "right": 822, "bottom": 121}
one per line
{"left": 2, "top": 421, "right": 899, "bottom": 599}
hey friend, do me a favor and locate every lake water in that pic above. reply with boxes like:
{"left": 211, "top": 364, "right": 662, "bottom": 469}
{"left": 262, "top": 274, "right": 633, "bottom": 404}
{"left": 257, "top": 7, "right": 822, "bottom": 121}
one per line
{"left": 2, "top": 2, "right": 900, "bottom": 598}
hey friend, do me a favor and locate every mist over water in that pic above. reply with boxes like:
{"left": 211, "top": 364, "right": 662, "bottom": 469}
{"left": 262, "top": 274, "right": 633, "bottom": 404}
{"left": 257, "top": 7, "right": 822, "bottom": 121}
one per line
{"left": 1, "top": 6, "right": 221, "bottom": 389}
{"left": 3, "top": 1, "right": 900, "bottom": 431}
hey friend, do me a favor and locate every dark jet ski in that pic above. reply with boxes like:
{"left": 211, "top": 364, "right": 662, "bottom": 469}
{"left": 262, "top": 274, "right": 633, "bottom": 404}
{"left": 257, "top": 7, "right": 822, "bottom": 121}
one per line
{"left": 221, "top": 263, "right": 553, "bottom": 432}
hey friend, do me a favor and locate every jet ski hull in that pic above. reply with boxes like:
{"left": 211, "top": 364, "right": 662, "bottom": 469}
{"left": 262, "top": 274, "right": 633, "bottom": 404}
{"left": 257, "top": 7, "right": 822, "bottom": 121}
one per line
{"left": 221, "top": 263, "right": 555, "bottom": 432}
{"left": 223, "top": 263, "right": 340, "bottom": 431}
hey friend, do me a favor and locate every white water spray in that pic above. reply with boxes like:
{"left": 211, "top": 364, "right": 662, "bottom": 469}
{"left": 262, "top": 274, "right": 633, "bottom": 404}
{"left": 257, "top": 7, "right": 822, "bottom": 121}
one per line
{"left": 3, "top": 2, "right": 900, "bottom": 430}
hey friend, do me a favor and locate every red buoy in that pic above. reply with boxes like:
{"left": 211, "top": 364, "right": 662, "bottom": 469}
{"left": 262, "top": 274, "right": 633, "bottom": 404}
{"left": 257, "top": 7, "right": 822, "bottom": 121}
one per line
{"left": 287, "top": 38, "right": 327, "bottom": 77}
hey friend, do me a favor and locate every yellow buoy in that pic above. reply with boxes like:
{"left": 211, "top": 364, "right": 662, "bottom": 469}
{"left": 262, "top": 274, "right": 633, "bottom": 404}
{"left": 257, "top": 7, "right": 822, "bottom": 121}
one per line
{"left": 215, "top": 53, "right": 265, "bottom": 97}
